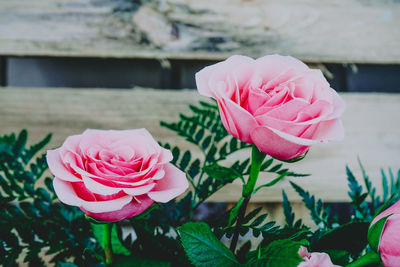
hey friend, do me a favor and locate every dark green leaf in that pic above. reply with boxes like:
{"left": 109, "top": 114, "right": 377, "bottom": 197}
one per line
{"left": 311, "top": 222, "right": 369, "bottom": 256}
{"left": 323, "top": 249, "right": 351, "bottom": 266}
{"left": 245, "top": 239, "right": 307, "bottom": 267}
{"left": 114, "top": 255, "right": 171, "bottom": 267}
{"left": 203, "top": 163, "right": 242, "bottom": 182}
{"left": 178, "top": 222, "right": 239, "bottom": 267}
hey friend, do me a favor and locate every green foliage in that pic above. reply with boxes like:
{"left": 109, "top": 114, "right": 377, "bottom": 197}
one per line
{"left": 346, "top": 159, "right": 400, "bottom": 221}
{"left": 245, "top": 239, "right": 307, "bottom": 267}
{"left": 368, "top": 215, "right": 391, "bottom": 252}
{"left": 91, "top": 223, "right": 131, "bottom": 256}
{"left": 123, "top": 100, "right": 306, "bottom": 264}
{"left": 290, "top": 181, "right": 336, "bottom": 229}
{"left": 114, "top": 255, "right": 171, "bottom": 267}
{"left": 311, "top": 222, "right": 369, "bottom": 258}
{"left": 0, "top": 130, "right": 101, "bottom": 266}
{"left": 178, "top": 222, "right": 239, "bottom": 267}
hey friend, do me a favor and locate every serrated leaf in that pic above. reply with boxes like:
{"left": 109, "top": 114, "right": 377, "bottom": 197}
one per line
{"left": 242, "top": 207, "right": 262, "bottom": 225}
{"left": 203, "top": 163, "right": 242, "bottom": 182}
{"left": 178, "top": 222, "right": 239, "bottom": 267}
{"left": 282, "top": 190, "right": 295, "bottom": 227}
{"left": 249, "top": 214, "right": 268, "bottom": 227}
{"left": 180, "top": 151, "right": 191, "bottom": 170}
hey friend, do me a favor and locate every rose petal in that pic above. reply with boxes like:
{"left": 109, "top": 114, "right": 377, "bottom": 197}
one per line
{"left": 147, "top": 164, "right": 188, "bottom": 203}
{"left": 53, "top": 177, "right": 133, "bottom": 213}
{"left": 380, "top": 215, "right": 400, "bottom": 256}
{"left": 219, "top": 97, "right": 259, "bottom": 143}
{"left": 82, "top": 195, "right": 154, "bottom": 222}
{"left": 250, "top": 126, "right": 309, "bottom": 160}
{"left": 81, "top": 175, "right": 121, "bottom": 195}
{"left": 196, "top": 55, "right": 254, "bottom": 98}
{"left": 123, "top": 183, "right": 156, "bottom": 196}
{"left": 47, "top": 149, "right": 81, "bottom": 182}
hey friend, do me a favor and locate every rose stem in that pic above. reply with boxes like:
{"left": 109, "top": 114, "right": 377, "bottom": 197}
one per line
{"left": 230, "top": 145, "right": 266, "bottom": 253}
{"left": 104, "top": 223, "right": 113, "bottom": 266}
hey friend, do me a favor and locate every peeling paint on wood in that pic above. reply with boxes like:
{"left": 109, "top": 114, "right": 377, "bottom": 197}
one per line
{"left": 0, "top": 0, "right": 399, "bottom": 63}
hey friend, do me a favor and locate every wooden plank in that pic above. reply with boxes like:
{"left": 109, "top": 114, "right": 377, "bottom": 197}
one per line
{"left": 0, "top": 0, "right": 399, "bottom": 63}
{"left": 0, "top": 87, "right": 399, "bottom": 202}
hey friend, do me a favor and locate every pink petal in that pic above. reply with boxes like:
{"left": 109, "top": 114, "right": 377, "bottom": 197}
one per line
{"left": 46, "top": 149, "right": 81, "bottom": 182}
{"left": 250, "top": 126, "right": 309, "bottom": 160}
{"left": 381, "top": 253, "right": 400, "bottom": 267}
{"left": 81, "top": 176, "right": 121, "bottom": 195}
{"left": 254, "top": 55, "right": 308, "bottom": 83}
{"left": 53, "top": 177, "right": 133, "bottom": 213}
{"left": 255, "top": 99, "right": 309, "bottom": 125}
{"left": 53, "top": 178, "right": 84, "bottom": 206}
{"left": 219, "top": 97, "right": 259, "bottom": 143}
{"left": 380, "top": 215, "right": 400, "bottom": 257}
{"left": 372, "top": 200, "right": 400, "bottom": 225}
{"left": 312, "top": 119, "right": 344, "bottom": 142}
{"left": 147, "top": 164, "right": 188, "bottom": 203}
{"left": 298, "top": 252, "right": 340, "bottom": 267}
{"left": 123, "top": 183, "right": 156, "bottom": 196}
{"left": 196, "top": 55, "right": 254, "bottom": 98}
{"left": 82, "top": 195, "right": 154, "bottom": 222}
{"left": 80, "top": 195, "right": 133, "bottom": 213}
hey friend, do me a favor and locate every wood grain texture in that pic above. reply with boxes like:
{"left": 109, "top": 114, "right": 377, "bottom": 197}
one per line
{"left": 0, "top": 87, "right": 399, "bottom": 202}
{"left": 0, "top": 0, "right": 399, "bottom": 63}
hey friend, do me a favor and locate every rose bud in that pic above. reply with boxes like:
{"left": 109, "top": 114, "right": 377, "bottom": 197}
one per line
{"left": 369, "top": 200, "right": 400, "bottom": 267}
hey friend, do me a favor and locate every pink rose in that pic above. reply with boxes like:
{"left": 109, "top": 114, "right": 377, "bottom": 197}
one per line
{"left": 370, "top": 200, "right": 400, "bottom": 267}
{"left": 46, "top": 129, "right": 189, "bottom": 222}
{"left": 298, "top": 247, "right": 341, "bottom": 267}
{"left": 196, "top": 55, "right": 345, "bottom": 160}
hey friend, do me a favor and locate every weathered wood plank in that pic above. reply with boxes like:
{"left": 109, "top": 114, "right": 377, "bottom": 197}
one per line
{"left": 0, "top": 0, "right": 399, "bottom": 63}
{"left": 0, "top": 87, "right": 399, "bottom": 202}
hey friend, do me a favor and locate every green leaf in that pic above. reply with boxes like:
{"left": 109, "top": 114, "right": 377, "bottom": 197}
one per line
{"left": 282, "top": 190, "right": 295, "bottom": 227}
{"left": 203, "top": 163, "right": 242, "bottom": 182}
{"left": 311, "top": 222, "right": 369, "bottom": 256}
{"left": 114, "top": 255, "right": 171, "bottom": 267}
{"left": 12, "top": 129, "right": 27, "bottom": 156}
{"left": 245, "top": 239, "right": 307, "bottom": 267}
{"left": 323, "top": 249, "right": 351, "bottom": 266}
{"left": 178, "top": 222, "right": 239, "bottom": 267}
{"left": 91, "top": 223, "right": 131, "bottom": 256}
{"left": 368, "top": 214, "right": 391, "bottom": 252}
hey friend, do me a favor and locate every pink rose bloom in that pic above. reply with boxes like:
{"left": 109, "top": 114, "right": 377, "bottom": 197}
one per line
{"left": 370, "top": 200, "right": 400, "bottom": 267}
{"left": 196, "top": 55, "right": 345, "bottom": 160}
{"left": 46, "top": 129, "right": 189, "bottom": 222}
{"left": 298, "top": 247, "right": 341, "bottom": 267}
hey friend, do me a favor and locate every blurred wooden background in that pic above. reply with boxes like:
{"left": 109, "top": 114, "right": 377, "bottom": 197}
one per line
{"left": 0, "top": 0, "right": 399, "bottom": 224}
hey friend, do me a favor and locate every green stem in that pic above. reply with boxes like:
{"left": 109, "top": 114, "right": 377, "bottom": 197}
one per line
{"left": 243, "top": 145, "right": 267, "bottom": 197}
{"left": 346, "top": 251, "right": 381, "bottom": 267}
{"left": 230, "top": 145, "right": 266, "bottom": 253}
{"left": 104, "top": 223, "right": 113, "bottom": 266}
